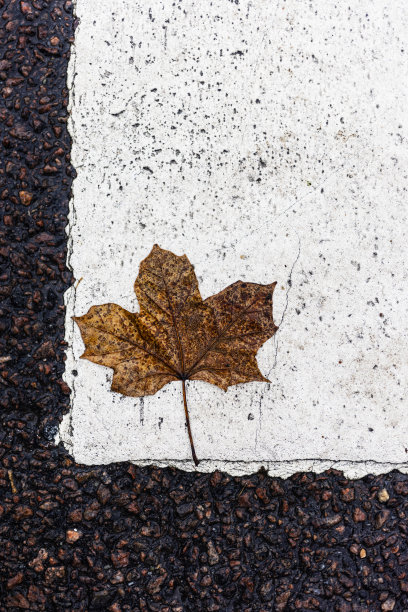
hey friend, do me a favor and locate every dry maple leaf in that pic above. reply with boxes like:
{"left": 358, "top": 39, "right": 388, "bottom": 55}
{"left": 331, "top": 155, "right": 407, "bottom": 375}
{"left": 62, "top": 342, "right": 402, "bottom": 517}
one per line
{"left": 74, "top": 245, "right": 278, "bottom": 466}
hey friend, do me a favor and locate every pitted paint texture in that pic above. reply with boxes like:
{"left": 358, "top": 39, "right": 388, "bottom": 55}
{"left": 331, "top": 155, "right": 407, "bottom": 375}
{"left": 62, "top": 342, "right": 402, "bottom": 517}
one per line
{"left": 60, "top": 0, "right": 408, "bottom": 478}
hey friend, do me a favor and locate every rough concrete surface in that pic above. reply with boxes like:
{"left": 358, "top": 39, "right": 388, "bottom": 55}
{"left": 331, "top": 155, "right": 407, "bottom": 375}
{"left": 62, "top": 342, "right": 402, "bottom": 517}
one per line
{"left": 60, "top": 0, "right": 408, "bottom": 476}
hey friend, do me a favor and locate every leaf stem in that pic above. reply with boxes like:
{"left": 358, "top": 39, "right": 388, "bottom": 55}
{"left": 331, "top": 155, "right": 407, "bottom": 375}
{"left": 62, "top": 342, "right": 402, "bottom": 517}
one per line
{"left": 182, "top": 379, "right": 199, "bottom": 466}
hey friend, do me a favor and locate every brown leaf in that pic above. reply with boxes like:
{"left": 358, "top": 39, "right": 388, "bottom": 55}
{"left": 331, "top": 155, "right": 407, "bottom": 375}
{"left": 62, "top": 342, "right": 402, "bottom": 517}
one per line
{"left": 74, "top": 245, "right": 278, "bottom": 465}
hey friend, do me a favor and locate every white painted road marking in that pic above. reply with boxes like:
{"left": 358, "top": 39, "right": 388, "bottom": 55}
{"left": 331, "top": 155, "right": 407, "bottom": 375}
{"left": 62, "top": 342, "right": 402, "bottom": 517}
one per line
{"left": 60, "top": 0, "right": 408, "bottom": 476}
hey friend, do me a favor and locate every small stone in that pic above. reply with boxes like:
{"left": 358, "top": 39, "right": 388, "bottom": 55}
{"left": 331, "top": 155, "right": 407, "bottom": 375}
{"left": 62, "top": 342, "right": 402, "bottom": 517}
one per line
{"left": 66, "top": 529, "right": 82, "bottom": 543}
{"left": 19, "top": 191, "right": 33, "bottom": 205}
{"left": 176, "top": 502, "right": 193, "bottom": 517}
{"left": 29, "top": 549, "right": 48, "bottom": 573}
{"left": 13, "top": 505, "right": 33, "bottom": 520}
{"left": 210, "top": 471, "right": 222, "bottom": 487}
{"left": 6, "top": 593, "right": 30, "bottom": 609}
{"left": 275, "top": 590, "right": 292, "bottom": 610}
{"left": 43, "top": 164, "right": 58, "bottom": 174}
{"left": 7, "top": 572, "right": 24, "bottom": 589}
{"left": 110, "top": 571, "right": 124, "bottom": 584}
{"left": 353, "top": 507, "right": 366, "bottom": 522}
{"left": 237, "top": 491, "right": 252, "bottom": 507}
{"left": 45, "top": 566, "right": 65, "bottom": 583}
{"left": 126, "top": 501, "right": 140, "bottom": 514}
{"left": 62, "top": 478, "right": 78, "bottom": 490}
{"left": 27, "top": 585, "right": 46, "bottom": 605}
{"left": 0, "top": 60, "right": 12, "bottom": 71}
{"left": 34, "top": 341, "right": 55, "bottom": 359}
{"left": 381, "top": 598, "right": 396, "bottom": 611}
{"left": 375, "top": 509, "right": 390, "bottom": 529}
{"left": 147, "top": 571, "right": 167, "bottom": 595}
{"left": 378, "top": 488, "right": 390, "bottom": 503}
{"left": 207, "top": 541, "right": 219, "bottom": 565}
{"left": 111, "top": 551, "right": 129, "bottom": 568}
{"left": 269, "top": 480, "right": 284, "bottom": 496}
{"left": 313, "top": 514, "right": 342, "bottom": 528}
{"left": 39, "top": 501, "right": 58, "bottom": 511}
{"left": 83, "top": 502, "right": 100, "bottom": 520}
{"left": 68, "top": 508, "right": 82, "bottom": 522}
{"left": 20, "top": 1, "right": 33, "bottom": 15}
{"left": 359, "top": 548, "right": 366, "bottom": 559}
{"left": 340, "top": 487, "right": 354, "bottom": 502}
{"left": 255, "top": 487, "right": 270, "bottom": 504}
{"left": 259, "top": 579, "right": 274, "bottom": 602}
{"left": 97, "top": 484, "right": 111, "bottom": 505}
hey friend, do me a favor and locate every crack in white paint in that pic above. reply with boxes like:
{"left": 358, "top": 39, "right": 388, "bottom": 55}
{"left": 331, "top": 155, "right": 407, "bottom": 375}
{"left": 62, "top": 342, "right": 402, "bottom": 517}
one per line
{"left": 269, "top": 235, "right": 301, "bottom": 376}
